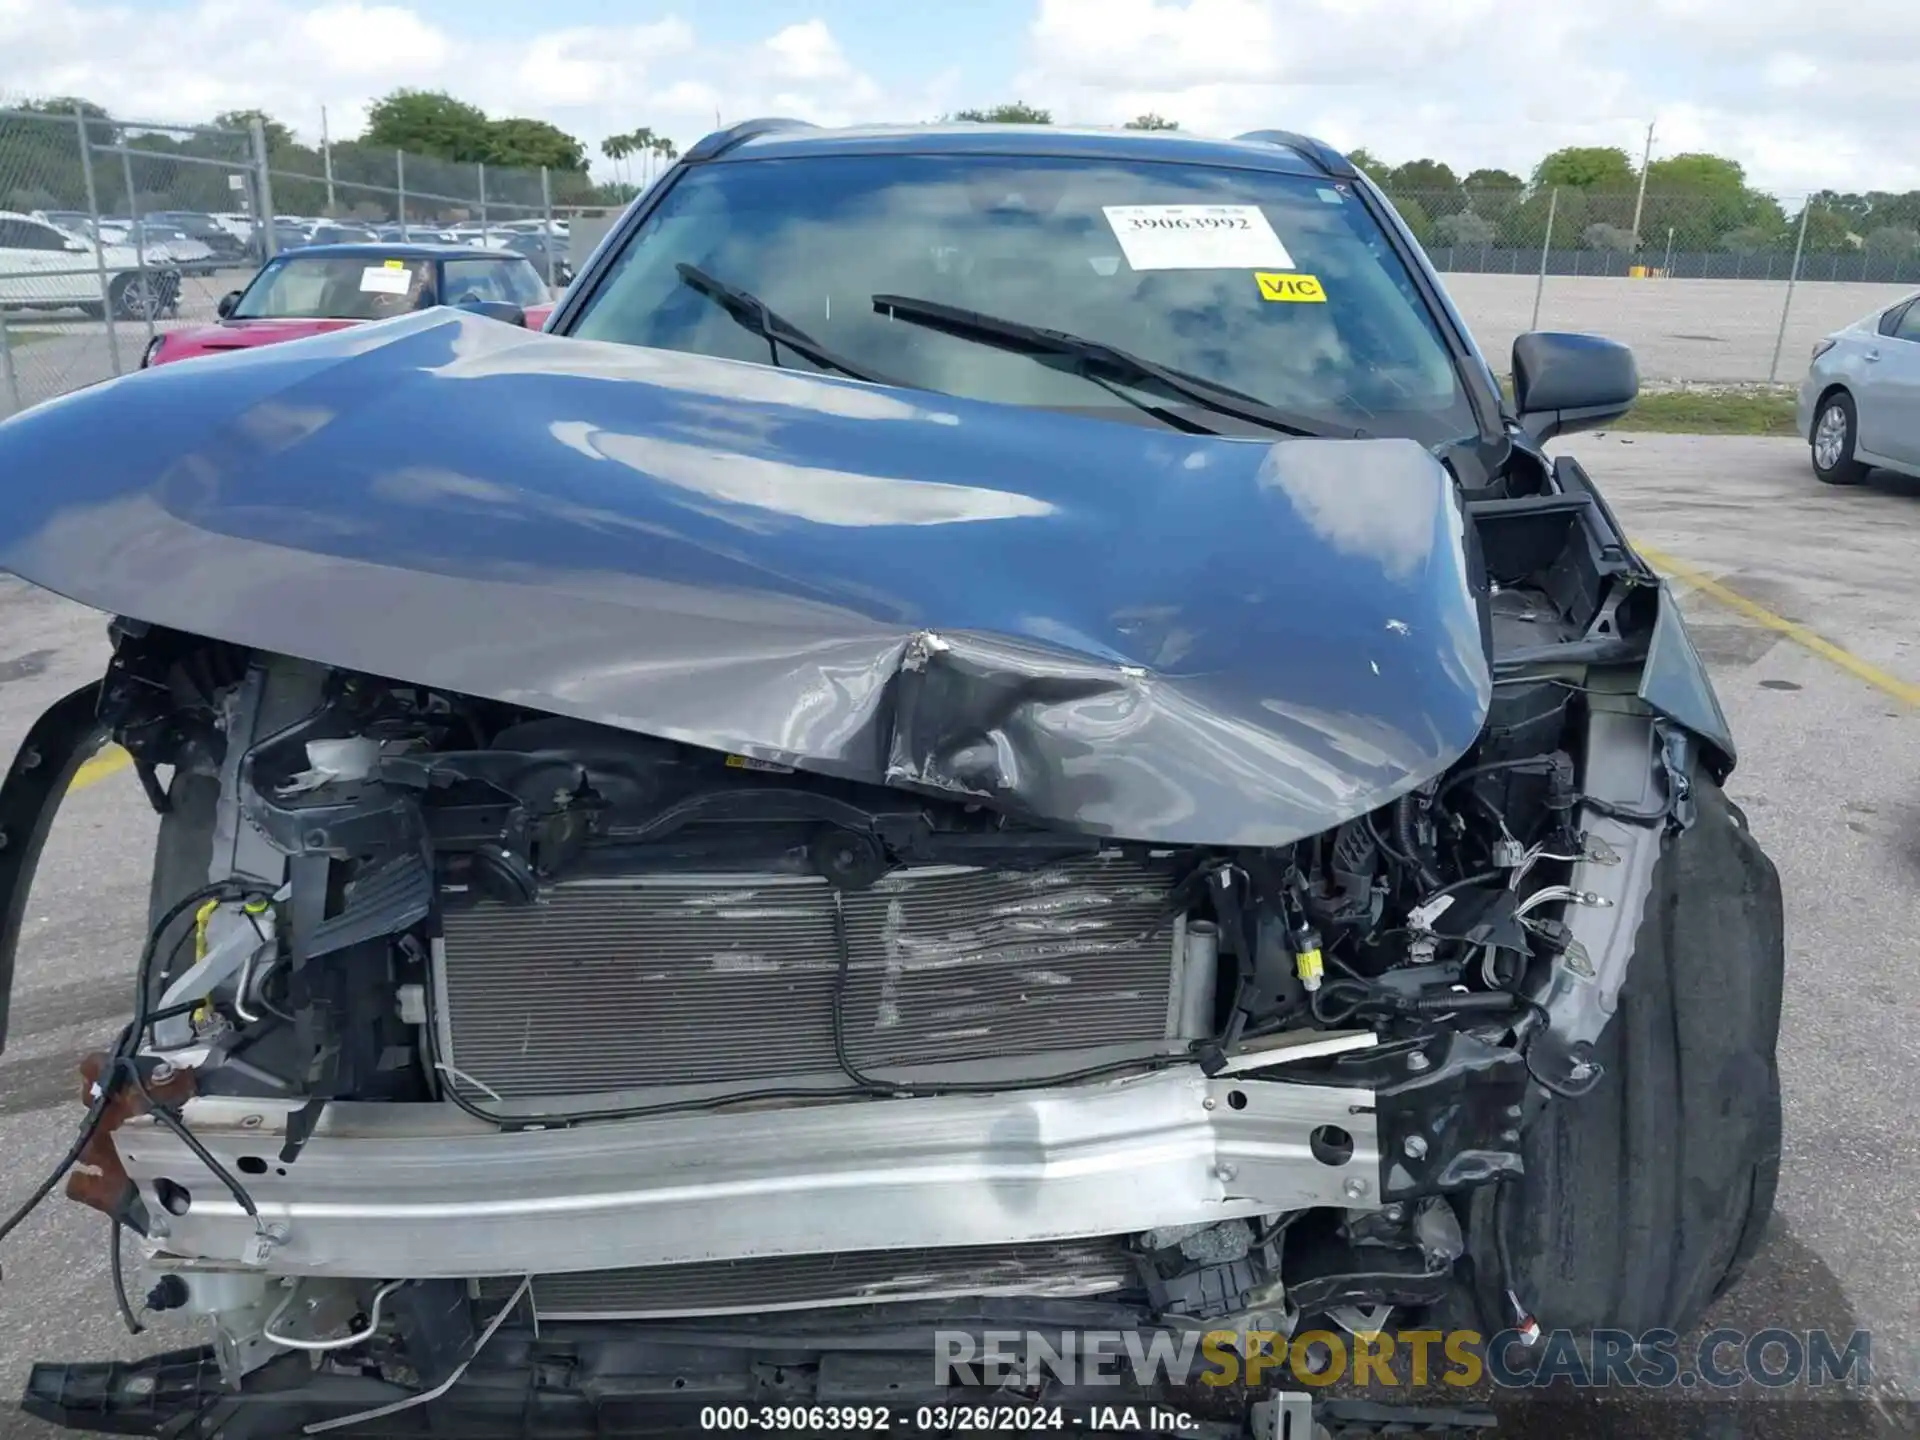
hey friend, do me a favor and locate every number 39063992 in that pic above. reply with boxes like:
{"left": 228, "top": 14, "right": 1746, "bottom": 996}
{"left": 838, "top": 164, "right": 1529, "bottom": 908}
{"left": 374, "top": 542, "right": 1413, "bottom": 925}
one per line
{"left": 1128, "top": 215, "right": 1250, "bottom": 230}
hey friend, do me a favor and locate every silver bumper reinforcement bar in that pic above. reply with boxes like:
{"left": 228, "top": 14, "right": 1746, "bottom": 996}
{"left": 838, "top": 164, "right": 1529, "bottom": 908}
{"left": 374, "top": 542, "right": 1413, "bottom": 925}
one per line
{"left": 120, "top": 1069, "right": 1380, "bottom": 1278}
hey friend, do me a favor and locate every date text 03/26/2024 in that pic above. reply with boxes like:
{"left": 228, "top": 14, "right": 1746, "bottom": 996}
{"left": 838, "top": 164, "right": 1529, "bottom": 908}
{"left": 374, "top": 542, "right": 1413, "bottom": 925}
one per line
{"left": 697, "top": 1405, "right": 1199, "bottom": 1431}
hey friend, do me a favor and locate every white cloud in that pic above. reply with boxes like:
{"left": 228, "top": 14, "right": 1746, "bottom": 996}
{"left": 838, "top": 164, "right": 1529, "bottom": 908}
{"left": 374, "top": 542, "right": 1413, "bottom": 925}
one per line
{"left": 511, "top": 19, "right": 696, "bottom": 109}
{"left": 0, "top": 0, "right": 1909, "bottom": 197}
{"left": 1017, "top": 0, "right": 1919, "bottom": 195}
{"left": 762, "top": 19, "right": 854, "bottom": 85}
{"left": 0, "top": 0, "right": 921, "bottom": 180}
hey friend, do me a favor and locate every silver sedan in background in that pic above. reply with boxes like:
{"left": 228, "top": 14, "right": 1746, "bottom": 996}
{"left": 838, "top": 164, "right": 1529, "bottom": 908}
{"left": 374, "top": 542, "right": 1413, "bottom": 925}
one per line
{"left": 1798, "top": 288, "right": 1920, "bottom": 484}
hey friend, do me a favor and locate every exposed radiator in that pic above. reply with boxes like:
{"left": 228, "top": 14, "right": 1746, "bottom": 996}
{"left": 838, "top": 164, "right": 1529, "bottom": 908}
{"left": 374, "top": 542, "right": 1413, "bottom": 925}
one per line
{"left": 479, "top": 1240, "right": 1134, "bottom": 1319}
{"left": 437, "top": 853, "right": 1185, "bottom": 1101}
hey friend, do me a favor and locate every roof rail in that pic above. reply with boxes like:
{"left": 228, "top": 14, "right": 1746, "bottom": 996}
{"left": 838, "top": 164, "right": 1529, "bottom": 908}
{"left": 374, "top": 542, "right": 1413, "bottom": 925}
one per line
{"left": 684, "top": 118, "right": 817, "bottom": 163}
{"left": 1232, "top": 130, "right": 1355, "bottom": 179}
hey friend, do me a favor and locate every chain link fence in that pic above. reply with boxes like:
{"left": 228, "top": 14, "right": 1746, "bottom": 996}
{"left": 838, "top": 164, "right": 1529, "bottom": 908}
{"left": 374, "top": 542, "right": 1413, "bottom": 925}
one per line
{"left": 9, "top": 119, "right": 1920, "bottom": 415}
{"left": 1, "top": 105, "right": 574, "bottom": 419}
{"left": 1377, "top": 186, "right": 1920, "bottom": 384}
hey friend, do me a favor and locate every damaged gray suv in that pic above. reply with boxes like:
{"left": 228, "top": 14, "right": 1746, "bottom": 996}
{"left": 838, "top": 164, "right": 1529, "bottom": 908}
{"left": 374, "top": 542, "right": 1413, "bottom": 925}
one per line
{"left": 0, "top": 121, "right": 1783, "bottom": 1437}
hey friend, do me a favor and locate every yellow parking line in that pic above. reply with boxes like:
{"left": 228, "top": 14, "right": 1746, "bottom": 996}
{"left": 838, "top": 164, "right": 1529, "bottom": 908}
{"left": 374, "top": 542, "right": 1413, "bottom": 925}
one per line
{"left": 1637, "top": 543, "right": 1920, "bottom": 708}
{"left": 70, "top": 744, "right": 131, "bottom": 792}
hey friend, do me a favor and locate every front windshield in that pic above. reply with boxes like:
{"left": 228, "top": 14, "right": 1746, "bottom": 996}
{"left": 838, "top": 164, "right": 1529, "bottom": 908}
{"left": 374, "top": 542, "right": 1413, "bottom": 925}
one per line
{"left": 231, "top": 255, "right": 437, "bottom": 320}
{"left": 443, "top": 257, "right": 552, "bottom": 307}
{"left": 570, "top": 153, "right": 1474, "bottom": 442}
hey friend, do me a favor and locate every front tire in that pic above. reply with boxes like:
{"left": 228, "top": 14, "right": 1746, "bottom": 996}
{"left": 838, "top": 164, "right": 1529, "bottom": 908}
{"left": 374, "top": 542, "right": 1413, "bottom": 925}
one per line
{"left": 1470, "top": 769, "right": 1783, "bottom": 1337}
{"left": 109, "top": 271, "right": 163, "bottom": 322}
{"left": 1811, "top": 391, "right": 1868, "bottom": 485}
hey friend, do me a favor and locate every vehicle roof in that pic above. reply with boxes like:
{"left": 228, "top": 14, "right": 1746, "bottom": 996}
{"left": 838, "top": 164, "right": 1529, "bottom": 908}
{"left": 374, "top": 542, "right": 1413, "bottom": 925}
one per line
{"left": 275, "top": 243, "right": 527, "bottom": 260}
{"left": 716, "top": 123, "right": 1332, "bottom": 178}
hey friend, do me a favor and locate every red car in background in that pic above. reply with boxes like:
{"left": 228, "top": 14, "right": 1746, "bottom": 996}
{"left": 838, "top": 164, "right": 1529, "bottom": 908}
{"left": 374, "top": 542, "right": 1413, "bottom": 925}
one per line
{"left": 141, "top": 244, "right": 558, "bottom": 367}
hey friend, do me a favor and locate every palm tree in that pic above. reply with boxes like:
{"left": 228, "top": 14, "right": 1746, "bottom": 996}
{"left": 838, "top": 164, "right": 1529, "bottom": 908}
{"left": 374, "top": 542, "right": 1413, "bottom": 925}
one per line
{"left": 627, "top": 127, "right": 658, "bottom": 186}
{"left": 650, "top": 135, "right": 679, "bottom": 183}
{"left": 601, "top": 127, "right": 663, "bottom": 186}
{"left": 600, "top": 133, "right": 633, "bottom": 186}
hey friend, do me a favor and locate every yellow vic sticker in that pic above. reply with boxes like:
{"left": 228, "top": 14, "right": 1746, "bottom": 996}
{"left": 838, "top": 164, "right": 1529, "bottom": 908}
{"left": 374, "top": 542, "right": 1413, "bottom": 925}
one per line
{"left": 384, "top": 259, "right": 407, "bottom": 269}
{"left": 1255, "top": 272, "right": 1326, "bottom": 302}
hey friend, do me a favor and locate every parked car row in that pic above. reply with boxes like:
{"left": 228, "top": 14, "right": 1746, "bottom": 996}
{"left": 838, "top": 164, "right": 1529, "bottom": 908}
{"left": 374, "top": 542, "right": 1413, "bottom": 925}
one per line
{"left": 11, "top": 205, "right": 572, "bottom": 284}
{"left": 0, "top": 211, "right": 181, "bottom": 319}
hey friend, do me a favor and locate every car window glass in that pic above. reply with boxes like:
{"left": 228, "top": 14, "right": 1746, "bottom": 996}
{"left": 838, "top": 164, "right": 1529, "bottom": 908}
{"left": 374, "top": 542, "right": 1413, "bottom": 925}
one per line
{"left": 1893, "top": 302, "right": 1920, "bottom": 343}
{"left": 3, "top": 221, "right": 67, "bottom": 252}
{"left": 231, "top": 256, "right": 436, "bottom": 320}
{"left": 570, "top": 154, "right": 1473, "bottom": 444}
{"left": 444, "top": 258, "right": 550, "bottom": 307}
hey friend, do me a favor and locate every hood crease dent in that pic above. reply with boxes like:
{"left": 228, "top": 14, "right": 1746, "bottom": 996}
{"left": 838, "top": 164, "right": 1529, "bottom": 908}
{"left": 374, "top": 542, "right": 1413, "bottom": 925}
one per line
{"left": 0, "top": 310, "right": 1491, "bottom": 846}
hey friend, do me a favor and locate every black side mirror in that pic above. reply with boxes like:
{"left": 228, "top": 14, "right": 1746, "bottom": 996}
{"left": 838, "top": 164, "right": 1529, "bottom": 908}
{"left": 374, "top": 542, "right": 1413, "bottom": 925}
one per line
{"left": 215, "top": 291, "right": 242, "bottom": 318}
{"left": 453, "top": 299, "right": 527, "bottom": 327}
{"left": 1511, "top": 332, "right": 1638, "bottom": 443}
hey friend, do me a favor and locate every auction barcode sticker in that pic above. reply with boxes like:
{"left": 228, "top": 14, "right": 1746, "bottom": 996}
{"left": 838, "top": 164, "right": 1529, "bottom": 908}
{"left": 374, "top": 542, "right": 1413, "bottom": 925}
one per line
{"left": 1102, "top": 204, "right": 1294, "bottom": 271}
{"left": 359, "top": 266, "right": 412, "bottom": 294}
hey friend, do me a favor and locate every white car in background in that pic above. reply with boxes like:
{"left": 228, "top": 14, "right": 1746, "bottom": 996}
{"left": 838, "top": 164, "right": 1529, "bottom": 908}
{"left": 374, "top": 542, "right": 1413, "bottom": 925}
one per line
{"left": 0, "top": 211, "right": 181, "bottom": 319}
{"left": 448, "top": 222, "right": 516, "bottom": 250}
{"left": 1799, "top": 289, "right": 1920, "bottom": 484}
{"left": 209, "top": 212, "right": 257, "bottom": 243}
{"left": 95, "top": 221, "right": 217, "bottom": 275}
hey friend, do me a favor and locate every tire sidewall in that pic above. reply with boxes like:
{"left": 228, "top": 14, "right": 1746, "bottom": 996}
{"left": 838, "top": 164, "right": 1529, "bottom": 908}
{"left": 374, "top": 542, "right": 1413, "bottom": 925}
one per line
{"left": 1811, "top": 391, "right": 1864, "bottom": 484}
{"left": 110, "top": 271, "right": 156, "bottom": 322}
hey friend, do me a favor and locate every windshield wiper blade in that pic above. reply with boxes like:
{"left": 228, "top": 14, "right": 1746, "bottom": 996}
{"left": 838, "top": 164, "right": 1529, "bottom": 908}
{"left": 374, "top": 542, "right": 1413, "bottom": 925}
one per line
{"left": 872, "top": 293, "right": 1363, "bottom": 440}
{"left": 677, "top": 264, "right": 901, "bottom": 386}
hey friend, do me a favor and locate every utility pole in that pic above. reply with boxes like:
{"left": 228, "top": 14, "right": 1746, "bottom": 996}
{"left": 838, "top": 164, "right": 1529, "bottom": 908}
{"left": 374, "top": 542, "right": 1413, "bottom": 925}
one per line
{"left": 321, "top": 105, "right": 336, "bottom": 215}
{"left": 1629, "top": 119, "right": 1656, "bottom": 250}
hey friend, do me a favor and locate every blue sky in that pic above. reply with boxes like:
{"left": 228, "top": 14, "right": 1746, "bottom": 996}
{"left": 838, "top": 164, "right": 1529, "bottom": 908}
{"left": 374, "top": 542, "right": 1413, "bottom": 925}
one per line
{"left": 3, "top": 0, "right": 1912, "bottom": 195}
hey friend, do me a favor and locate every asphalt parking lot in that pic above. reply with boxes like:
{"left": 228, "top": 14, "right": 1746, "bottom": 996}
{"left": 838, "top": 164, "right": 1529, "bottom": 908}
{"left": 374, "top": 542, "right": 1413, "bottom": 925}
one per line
{"left": 0, "top": 431, "right": 1915, "bottom": 1438}
{"left": 1443, "top": 274, "right": 1916, "bottom": 384}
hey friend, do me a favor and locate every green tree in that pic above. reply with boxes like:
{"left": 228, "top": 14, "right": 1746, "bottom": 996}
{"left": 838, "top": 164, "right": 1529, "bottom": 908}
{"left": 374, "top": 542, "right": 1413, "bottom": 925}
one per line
{"left": 363, "top": 89, "right": 493, "bottom": 162}
{"left": 1344, "top": 147, "right": 1387, "bottom": 177}
{"left": 213, "top": 109, "right": 295, "bottom": 151}
{"left": 1870, "top": 192, "right": 1920, "bottom": 229}
{"left": 1644, "top": 152, "right": 1745, "bottom": 198}
{"left": 1719, "top": 225, "right": 1778, "bottom": 256}
{"left": 1391, "top": 193, "right": 1434, "bottom": 244}
{"left": 1385, "top": 158, "right": 1463, "bottom": 215}
{"left": 1434, "top": 211, "right": 1496, "bottom": 248}
{"left": 1864, "top": 225, "right": 1920, "bottom": 259}
{"left": 950, "top": 102, "right": 1052, "bottom": 124}
{"left": 1793, "top": 201, "right": 1855, "bottom": 255}
{"left": 1509, "top": 185, "right": 1588, "bottom": 248}
{"left": 1463, "top": 167, "right": 1523, "bottom": 194}
{"left": 486, "top": 117, "right": 587, "bottom": 171}
{"left": 600, "top": 129, "right": 644, "bottom": 185}
{"left": 1123, "top": 113, "right": 1179, "bottom": 131}
{"left": 1458, "top": 168, "right": 1526, "bottom": 240}
{"left": 1532, "top": 146, "right": 1635, "bottom": 191}
{"left": 1633, "top": 152, "right": 1787, "bottom": 250}
{"left": 602, "top": 127, "right": 675, "bottom": 185}
{"left": 0, "top": 98, "right": 113, "bottom": 211}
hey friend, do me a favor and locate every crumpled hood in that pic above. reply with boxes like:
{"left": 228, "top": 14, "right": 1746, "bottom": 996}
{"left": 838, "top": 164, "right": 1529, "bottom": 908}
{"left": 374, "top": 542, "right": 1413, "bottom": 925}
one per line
{"left": 0, "top": 309, "right": 1490, "bottom": 846}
